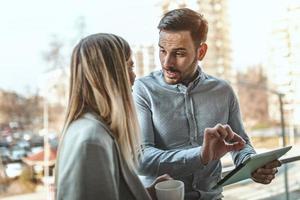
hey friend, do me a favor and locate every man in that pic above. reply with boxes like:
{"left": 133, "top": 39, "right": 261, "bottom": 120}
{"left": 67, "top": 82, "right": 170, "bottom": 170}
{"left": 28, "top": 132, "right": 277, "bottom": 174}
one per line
{"left": 133, "top": 8, "right": 281, "bottom": 200}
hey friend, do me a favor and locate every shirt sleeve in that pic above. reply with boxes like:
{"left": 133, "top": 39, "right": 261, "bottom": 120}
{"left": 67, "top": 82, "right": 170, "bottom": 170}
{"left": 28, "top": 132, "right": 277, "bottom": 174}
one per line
{"left": 227, "top": 86, "right": 256, "bottom": 166}
{"left": 57, "top": 141, "right": 120, "bottom": 200}
{"left": 133, "top": 80, "right": 206, "bottom": 178}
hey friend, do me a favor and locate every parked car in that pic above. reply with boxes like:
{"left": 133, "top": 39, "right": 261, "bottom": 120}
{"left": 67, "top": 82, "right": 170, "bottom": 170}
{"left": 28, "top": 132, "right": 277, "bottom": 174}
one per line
{"left": 0, "top": 147, "right": 10, "bottom": 163}
{"left": 9, "top": 146, "right": 27, "bottom": 162}
{"left": 16, "top": 140, "right": 30, "bottom": 150}
{"left": 0, "top": 138, "right": 10, "bottom": 148}
{"left": 5, "top": 163, "right": 22, "bottom": 178}
{"left": 30, "top": 135, "right": 44, "bottom": 147}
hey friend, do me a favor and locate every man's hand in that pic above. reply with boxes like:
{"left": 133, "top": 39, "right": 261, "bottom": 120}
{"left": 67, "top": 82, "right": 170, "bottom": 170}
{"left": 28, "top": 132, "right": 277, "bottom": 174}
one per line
{"left": 251, "top": 160, "right": 281, "bottom": 184}
{"left": 201, "top": 124, "right": 245, "bottom": 165}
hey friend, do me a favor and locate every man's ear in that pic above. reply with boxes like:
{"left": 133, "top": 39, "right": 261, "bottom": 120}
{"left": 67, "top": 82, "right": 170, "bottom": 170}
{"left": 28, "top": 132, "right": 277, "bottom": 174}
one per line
{"left": 197, "top": 43, "right": 207, "bottom": 61}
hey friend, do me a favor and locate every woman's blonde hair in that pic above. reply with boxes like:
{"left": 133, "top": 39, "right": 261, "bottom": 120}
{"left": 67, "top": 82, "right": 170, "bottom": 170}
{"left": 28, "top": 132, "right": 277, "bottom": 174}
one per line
{"left": 61, "top": 33, "right": 139, "bottom": 169}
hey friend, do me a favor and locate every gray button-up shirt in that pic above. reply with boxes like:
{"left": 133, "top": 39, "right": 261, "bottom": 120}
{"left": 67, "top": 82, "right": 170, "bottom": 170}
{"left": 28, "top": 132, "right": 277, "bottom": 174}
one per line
{"left": 133, "top": 67, "right": 256, "bottom": 200}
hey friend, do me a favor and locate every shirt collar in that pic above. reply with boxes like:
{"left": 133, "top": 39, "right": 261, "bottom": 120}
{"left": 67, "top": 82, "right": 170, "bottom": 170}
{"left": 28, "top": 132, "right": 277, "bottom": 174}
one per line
{"left": 158, "top": 66, "right": 206, "bottom": 90}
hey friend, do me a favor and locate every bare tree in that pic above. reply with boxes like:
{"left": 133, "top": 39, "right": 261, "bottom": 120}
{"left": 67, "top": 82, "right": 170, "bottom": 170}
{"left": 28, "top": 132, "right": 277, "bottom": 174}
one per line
{"left": 43, "top": 35, "right": 66, "bottom": 72}
{"left": 40, "top": 16, "right": 88, "bottom": 132}
{"left": 0, "top": 90, "right": 43, "bottom": 131}
{"left": 237, "top": 65, "right": 271, "bottom": 128}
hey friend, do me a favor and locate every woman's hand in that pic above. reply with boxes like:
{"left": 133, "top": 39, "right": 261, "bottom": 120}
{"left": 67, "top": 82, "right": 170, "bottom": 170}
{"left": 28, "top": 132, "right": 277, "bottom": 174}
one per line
{"left": 146, "top": 174, "right": 173, "bottom": 200}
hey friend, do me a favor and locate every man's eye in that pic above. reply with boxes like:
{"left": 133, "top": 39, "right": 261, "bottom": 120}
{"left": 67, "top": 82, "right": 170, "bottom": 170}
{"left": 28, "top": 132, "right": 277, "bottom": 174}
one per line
{"left": 160, "top": 49, "right": 166, "bottom": 54}
{"left": 175, "top": 52, "right": 185, "bottom": 56}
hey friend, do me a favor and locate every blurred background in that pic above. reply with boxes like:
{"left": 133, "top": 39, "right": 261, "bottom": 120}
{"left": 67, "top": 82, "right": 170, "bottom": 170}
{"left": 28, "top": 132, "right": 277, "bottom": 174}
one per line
{"left": 0, "top": 0, "right": 299, "bottom": 199}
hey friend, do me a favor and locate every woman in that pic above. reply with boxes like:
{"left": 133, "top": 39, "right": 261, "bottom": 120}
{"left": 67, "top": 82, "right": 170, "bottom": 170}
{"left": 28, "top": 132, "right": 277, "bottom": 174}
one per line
{"left": 55, "top": 33, "right": 169, "bottom": 200}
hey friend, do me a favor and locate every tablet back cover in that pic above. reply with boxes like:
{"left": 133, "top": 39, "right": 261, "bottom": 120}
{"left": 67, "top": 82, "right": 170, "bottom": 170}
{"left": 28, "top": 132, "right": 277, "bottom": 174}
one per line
{"left": 217, "top": 146, "right": 292, "bottom": 187}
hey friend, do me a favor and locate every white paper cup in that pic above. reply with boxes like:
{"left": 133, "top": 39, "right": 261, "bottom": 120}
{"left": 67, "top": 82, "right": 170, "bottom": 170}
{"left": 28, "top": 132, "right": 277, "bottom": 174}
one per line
{"left": 155, "top": 180, "right": 184, "bottom": 200}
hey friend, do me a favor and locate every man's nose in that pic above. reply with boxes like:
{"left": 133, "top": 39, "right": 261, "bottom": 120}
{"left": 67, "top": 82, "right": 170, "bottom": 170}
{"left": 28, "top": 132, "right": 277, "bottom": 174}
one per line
{"left": 163, "top": 55, "right": 175, "bottom": 68}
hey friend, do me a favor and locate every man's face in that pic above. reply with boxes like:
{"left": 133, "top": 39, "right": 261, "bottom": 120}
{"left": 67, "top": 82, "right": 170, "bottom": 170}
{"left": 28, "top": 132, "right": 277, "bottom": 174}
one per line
{"left": 159, "top": 30, "right": 203, "bottom": 85}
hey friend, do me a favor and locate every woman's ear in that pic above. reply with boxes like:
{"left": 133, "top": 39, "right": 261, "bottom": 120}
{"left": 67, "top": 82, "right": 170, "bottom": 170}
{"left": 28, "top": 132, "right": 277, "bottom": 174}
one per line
{"left": 197, "top": 43, "right": 208, "bottom": 61}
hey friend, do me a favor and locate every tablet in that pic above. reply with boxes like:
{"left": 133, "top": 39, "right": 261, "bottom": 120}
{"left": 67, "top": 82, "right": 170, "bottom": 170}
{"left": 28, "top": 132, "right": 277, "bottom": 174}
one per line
{"left": 213, "top": 146, "right": 292, "bottom": 189}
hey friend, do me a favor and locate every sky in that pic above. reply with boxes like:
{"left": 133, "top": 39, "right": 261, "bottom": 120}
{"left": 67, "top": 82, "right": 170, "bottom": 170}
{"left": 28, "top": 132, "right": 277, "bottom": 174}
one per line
{"left": 0, "top": 0, "right": 281, "bottom": 95}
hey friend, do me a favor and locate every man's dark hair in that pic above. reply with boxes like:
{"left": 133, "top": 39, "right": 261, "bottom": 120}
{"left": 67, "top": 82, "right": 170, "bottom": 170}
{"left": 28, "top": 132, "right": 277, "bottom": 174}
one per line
{"left": 158, "top": 8, "right": 208, "bottom": 47}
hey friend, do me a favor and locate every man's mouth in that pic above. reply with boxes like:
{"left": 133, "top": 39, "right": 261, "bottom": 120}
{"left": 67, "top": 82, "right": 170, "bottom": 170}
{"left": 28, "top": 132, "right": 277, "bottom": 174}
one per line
{"left": 164, "top": 69, "right": 179, "bottom": 79}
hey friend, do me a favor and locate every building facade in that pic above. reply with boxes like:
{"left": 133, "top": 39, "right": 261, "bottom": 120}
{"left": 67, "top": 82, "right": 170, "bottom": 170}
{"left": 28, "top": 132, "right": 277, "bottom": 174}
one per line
{"left": 266, "top": 0, "right": 300, "bottom": 131}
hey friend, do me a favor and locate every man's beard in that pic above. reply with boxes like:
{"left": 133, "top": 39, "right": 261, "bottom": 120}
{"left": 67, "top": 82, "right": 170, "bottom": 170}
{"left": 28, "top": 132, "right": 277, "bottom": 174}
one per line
{"left": 163, "top": 56, "right": 199, "bottom": 85}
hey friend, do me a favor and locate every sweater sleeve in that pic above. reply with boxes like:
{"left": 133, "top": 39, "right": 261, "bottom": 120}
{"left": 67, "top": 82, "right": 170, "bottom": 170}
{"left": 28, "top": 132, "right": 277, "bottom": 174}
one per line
{"left": 57, "top": 140, "right": 120, "bottom": 200}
